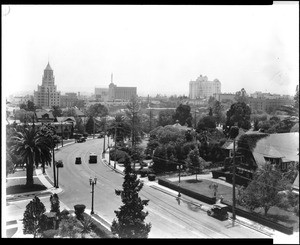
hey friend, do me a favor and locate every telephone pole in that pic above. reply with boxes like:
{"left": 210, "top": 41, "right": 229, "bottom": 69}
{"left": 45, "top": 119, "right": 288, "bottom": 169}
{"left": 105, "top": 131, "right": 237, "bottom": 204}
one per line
{"left": 114, "top": 125, "right": 117, "bottom": 169}
{"left": 232, "top": 138, "right": 236, "bottom": 226}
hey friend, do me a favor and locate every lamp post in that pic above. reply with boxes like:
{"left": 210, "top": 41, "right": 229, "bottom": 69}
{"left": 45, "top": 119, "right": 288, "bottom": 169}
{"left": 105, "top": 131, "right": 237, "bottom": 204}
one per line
{"left": 109, "top": 144, "right": 112, "bottom": 165}
{"left": 55, "top": 160, "right": 63, "bottom": 188}
{"left": 177, "top": 164, "right": 183, "bottom": 197}
{"left": 89, "top": 177, "right": 97, "bottom": 215}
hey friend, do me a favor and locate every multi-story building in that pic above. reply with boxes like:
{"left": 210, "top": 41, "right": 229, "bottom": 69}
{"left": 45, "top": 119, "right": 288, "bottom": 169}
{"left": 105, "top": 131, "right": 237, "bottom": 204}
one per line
{"left": 189, "top": 75, "right": 221, "bottom": 99}
{"left": 248, "top": 97, "right": 293, "bottom": 112}
{"left": 216, "top": 93, "right": 236, "bottom": 103}
{"left": 34, "top": 62, "right": 60, "bottom": 108}
{"left": 108, "top": 74, "right": 137, "bottom": 101}
{"left": 60, "top": 92, "right": 78, "bottom": 108}
{"left": 95, "top": 88, "right": 109, "bottom": 102}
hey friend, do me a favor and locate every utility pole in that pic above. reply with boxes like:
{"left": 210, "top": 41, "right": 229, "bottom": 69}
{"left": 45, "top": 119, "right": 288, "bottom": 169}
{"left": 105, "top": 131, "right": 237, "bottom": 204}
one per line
{"left": 149, "top": 108, "right": 152, "bottom": 132}
{"left": 61, "top": 122, "right": 63, "bottom": 147}
{"left": 232, "top": 138, "right": 236, "bottom": 226}
{"left": 103, "top": 117, "right": 106, "bottom": 154}
{"left": 52, "top": 144, "right": 56, "bottom": 187}
{"left": 194, "top": 110, "right": 197, "bottom": 128}
{"left": 93, "top": 117, "right": 95, "bottom": 139}
{"left": 114, "top": 125, "right": 117, "bottom": 169}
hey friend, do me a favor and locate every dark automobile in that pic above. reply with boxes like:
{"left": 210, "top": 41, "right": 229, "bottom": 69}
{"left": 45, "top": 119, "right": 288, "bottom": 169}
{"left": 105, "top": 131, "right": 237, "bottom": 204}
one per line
{"left": 77, "top": 137, "right": 86, "bottom": 143}
{"left": 75, "top": 157, "right": 82, "bottom": 164}
{"left": 207, "top": 203, "right": 229, "bottom": 221}
{"left": 89, "top": 153, "right": 97, "bottom": 164}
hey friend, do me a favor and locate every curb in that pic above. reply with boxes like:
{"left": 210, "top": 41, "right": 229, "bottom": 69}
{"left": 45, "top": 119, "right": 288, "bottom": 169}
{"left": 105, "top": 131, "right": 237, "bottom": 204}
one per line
{"left": 101, "top": 158, "right": 124, "bottom": 176}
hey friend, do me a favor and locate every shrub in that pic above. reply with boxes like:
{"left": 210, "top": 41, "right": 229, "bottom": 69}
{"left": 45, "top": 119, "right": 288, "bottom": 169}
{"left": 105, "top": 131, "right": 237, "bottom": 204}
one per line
{"left": 109, "top": 149, "right": 129, "bottom": 164}
{"left": 42, "top": 229, "right": 58, "bottom": 238}
{"left": 74, "top": 204, "right": 86, "bottom": 220}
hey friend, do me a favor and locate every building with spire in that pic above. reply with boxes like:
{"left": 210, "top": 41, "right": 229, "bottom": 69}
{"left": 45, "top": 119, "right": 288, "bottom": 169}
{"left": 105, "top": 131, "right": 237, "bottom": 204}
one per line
{"left": 95, "top": 73, "right": 137, "bottom": 102}
{"left": 108, "top": 73, "right": 137, "bottom": 101}
{"left": 34, "top": 62, "right": 61, "bottom": 108}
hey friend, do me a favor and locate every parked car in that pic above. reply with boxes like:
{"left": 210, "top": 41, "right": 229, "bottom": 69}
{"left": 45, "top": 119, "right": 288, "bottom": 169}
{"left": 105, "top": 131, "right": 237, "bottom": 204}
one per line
{"left": 77, "top": 137, "right": 86, "bottom": 143}
{"left": 97, "top": 133, "right": 104, "bottom": 138}
{"left": 75, "top": 157, "right": 82, "bottom": 164}
{"left": 207, "top": 203, "right": 229, "bottom": 221}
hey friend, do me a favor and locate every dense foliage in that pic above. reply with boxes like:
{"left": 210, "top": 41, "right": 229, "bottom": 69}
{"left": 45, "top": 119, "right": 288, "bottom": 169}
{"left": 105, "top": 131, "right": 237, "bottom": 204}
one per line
{"left": 111, "top": 160, "right": 151, "bottom": 238}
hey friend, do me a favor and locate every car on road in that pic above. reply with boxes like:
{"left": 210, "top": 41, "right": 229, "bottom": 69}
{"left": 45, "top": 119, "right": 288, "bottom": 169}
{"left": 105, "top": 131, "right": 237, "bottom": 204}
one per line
{"left": 89, "top": 152, "right": 97, "bottom": 163}
{"left": 75, "top": 157, "right": 82, "bottom": 164}
{"left": 97, "top": 133, "right": 105, "bottom": 138}
{"left": 207, "top": 203, "right": 229, "bottom": 221}
{"left": 77, "top": 137, "right": 86, "bottom": 143}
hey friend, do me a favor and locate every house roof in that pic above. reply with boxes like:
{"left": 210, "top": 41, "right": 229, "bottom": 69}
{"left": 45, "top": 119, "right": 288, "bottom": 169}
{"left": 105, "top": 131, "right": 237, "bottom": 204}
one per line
{"left": 252, "top": 132, "right": 299, "bottom": 163}
{"left": 73, "top": 108, "right": 85, "bottom": 116}
{"left": 56, "top": 116, "right": 76, "bottom": 123}
{"left": 35, "top": 111, "right": 54, "bottom": 119}
{"left": 221, "top": 128, "right": 246, "bottom": 150}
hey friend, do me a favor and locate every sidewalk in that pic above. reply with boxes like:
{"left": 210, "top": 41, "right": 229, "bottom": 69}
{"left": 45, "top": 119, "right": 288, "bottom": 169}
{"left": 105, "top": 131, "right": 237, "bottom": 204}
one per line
{"left": 101, "top": 151, "right": 299, "bottom": 243}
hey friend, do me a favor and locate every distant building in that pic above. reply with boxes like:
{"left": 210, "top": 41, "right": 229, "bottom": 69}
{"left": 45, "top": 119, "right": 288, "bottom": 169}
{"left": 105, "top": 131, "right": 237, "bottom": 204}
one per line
{"left": 216, "top": 93, "right": 236, "bottom": 103}
{"left": 248, "top": 97, "right": 293, "bottom": 112}
{"left": 60, "top": 92, "right": 78, "bottom": 108}
{"left": 34, "top": 62, "right": 61, "bottom": 108}
{"left": 108, "top": 74, "right": 137, "bottom": 101}
{"left": 95, "top": 88, "right": 109, "bottom": 102}
{"left": 189, "top": 75, "right": 221, "bottom": 99}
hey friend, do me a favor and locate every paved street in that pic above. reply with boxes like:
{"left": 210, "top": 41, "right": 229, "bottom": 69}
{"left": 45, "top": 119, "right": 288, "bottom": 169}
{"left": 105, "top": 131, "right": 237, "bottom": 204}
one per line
{"left": 45, "top": 138, "right": 271, "bottom": 238}
{"left": 4, "top": 137, "right": 299, "bottom": 243}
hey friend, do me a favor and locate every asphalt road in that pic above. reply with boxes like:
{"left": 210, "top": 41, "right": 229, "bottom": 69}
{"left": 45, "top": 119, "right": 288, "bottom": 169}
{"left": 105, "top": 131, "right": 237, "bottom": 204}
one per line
{"left": 46, "top": 138, "right": 271, "bottom": 239}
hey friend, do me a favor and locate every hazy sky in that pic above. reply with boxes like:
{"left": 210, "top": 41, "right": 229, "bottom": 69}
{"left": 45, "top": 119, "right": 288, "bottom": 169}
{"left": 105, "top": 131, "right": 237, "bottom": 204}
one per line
{"left": 2, "top": 3, "right": 299, "bottom": 98}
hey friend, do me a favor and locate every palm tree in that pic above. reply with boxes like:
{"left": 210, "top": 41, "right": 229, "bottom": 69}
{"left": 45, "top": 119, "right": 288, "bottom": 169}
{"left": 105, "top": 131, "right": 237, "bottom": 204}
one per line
{"left": 11, "top": 125, "right": 52, "bottom": 186}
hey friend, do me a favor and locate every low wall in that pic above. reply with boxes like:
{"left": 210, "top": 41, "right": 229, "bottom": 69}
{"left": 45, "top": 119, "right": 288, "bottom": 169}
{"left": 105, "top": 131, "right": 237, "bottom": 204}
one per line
{"left": 158, "top": 176, "right": 294, "bottom": 235}
{"left": 222, "top": 200, "right": 294, "bottom": 235}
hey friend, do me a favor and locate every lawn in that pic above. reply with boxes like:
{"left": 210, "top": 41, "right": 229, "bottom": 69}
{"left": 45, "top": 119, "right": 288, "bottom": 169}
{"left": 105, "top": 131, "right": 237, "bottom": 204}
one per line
{"left": 6, "top": 176, "right": 47, "bottom": 195}
{"left": 170, "top": 177, "right": 299, "bottom": 231}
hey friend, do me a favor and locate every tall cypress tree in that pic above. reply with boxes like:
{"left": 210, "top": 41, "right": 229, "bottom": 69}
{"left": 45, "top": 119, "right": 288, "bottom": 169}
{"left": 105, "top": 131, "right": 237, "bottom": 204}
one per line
{"left": 111, "top": 159, "right": 151, "bottom": 238}
{"left": 23, "top": 196, "right": 46, "bottom": 238}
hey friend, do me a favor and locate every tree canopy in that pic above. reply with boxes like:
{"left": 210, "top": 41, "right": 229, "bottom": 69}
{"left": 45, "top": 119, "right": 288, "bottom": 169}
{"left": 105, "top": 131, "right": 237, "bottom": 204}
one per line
{"left": 173, "top": 104, "right": 193, "bottom": 127}
{"left": 225, "top": 102, "right": 251, "bottom": 133}
{"left": 158, "top": 109, "right": 175, "bottom": 127}
{"left": 86, "top": 103, "right": 108, "bottom": 118}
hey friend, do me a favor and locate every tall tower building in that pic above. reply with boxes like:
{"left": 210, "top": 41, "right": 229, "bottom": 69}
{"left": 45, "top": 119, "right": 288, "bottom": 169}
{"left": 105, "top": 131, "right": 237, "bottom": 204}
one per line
{"left": 34, "top": 62, "right": 61, "bottom": 108}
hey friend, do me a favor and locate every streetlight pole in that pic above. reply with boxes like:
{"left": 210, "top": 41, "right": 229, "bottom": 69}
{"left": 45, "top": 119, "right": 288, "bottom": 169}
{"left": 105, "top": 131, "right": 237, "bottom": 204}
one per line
{"left": 177, "top": 164, "right": 183, "bottom": 197}
{"left": 89, "top": 177, "right": 97, "bottom": 215}
{"left": 52, "top": 140, "right": 56, "bottom": 188}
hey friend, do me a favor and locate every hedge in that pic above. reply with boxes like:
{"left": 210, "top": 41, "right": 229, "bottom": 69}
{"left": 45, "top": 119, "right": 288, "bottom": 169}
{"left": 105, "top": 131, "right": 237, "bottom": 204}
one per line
{"left": 222, "top": 200, "right": 294, "bottom": 235}
{"left": 157, "top": 177, "right": 216, "bottom": 204}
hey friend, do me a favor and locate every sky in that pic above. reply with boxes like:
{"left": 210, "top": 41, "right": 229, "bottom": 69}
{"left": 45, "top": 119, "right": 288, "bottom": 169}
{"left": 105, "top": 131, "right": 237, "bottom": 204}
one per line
{"left": 2, "top": 3, "right": 299, "bottom": 98}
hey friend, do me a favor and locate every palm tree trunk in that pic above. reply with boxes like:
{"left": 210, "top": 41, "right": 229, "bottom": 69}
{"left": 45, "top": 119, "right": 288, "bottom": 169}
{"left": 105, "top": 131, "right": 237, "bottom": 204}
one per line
{"left": 26, "top": 157, "right": 34, "bottom": 186}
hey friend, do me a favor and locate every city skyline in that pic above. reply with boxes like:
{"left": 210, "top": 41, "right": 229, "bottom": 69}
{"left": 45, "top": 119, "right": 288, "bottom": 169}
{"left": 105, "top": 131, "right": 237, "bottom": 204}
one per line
{"left": 2, "top": 3, "right": 299, "bottom": 99}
